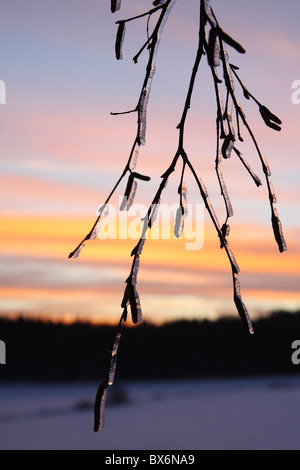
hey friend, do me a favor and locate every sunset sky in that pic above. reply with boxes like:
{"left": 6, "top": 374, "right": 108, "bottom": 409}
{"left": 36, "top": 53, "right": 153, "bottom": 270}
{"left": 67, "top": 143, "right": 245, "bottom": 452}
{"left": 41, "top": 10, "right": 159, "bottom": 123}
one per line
{"left": 1, "top": 0, "right": 299, "bottom": 326}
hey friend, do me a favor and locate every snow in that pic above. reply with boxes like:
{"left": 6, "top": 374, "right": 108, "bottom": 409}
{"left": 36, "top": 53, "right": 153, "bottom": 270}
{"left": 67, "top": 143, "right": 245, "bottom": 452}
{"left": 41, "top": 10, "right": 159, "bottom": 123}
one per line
{"left": 0, "top": 376, "right": 300, "bottom": 450}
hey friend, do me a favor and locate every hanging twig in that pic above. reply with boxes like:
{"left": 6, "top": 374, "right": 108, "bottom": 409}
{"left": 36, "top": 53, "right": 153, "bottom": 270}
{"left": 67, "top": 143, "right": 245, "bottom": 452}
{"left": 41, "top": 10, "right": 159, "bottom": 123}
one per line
{"left": 69, "top": 0, "right": 286, "bottom": 430}
{"left": 69, "top": 0, "right": 177, "bottom": 259}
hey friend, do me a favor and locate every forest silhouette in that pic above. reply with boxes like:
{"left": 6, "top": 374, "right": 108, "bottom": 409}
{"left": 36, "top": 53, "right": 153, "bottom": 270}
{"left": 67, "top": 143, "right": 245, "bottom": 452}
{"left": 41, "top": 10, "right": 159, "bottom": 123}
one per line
{"left": 1, "top": 310, "right": 299, "bottom": 382}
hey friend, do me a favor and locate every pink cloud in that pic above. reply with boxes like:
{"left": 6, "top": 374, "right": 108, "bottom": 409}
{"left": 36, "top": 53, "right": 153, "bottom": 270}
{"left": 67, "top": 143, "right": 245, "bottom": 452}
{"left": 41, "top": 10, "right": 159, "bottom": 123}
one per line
{"left": 2, "top": 106, "right": 136, "bottom": 170}
{"left": 0, "top": 173, "right": 106, "bottom": 214}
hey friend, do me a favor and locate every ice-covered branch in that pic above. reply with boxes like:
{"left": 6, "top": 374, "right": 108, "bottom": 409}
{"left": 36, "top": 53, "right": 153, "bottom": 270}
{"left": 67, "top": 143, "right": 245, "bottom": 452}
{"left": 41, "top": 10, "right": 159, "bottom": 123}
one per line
{"left": 68, "top": 0, "right": 287, "bottom": 431}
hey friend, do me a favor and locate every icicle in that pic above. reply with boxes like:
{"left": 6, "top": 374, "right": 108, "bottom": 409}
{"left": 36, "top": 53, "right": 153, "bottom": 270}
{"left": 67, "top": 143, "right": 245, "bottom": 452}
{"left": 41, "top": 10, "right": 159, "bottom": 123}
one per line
{"left": 218, "top": 170, "right": 233, "bottom": 217}
{"left": 233, "top": 274, "right": 254, "bottom": 335}
{"left": 129, "top": 144, "right": 139, "bottom": 171}
{"left": 115, "top": 21, "right": 126, "bottom": 60}
{"left": 126, "top": 180, "right": 137, "bottom": 209}
{"left": 90, "top": 207, "right": 110, "bottom": 240}
{"left": 137, "top": 0, "right": 177, "bottom": 145}
{"left": 174, "top": 206, "right": 184, "bottom": 238}
{"left": 137, "top": 238, "right": 146, "bottom": 254}
{"left": 111, "top": 0, "right": 121, "bottom": 13}
{"left": 134, "top": 288, "right": 142, "bottom": 324}
{"left": 217, "top": 147, "right": 222, "bottom": 166}
{"left": 199, "top": 178, "right": 209, "bottom": 197}
{"left": 218, "top": 89, "right": 228, "bottom": 137}
{"left": 70, "top": 243, "right": 85, "bottom": 259}
{"left": 223, "top": 53, "right": 235, "bottom": 92}
{"left": 131, "top": 255, "right": 140, "bottom": 285}
{"left": 121, "top": 285, "right": 129, "bottom": 309}
{"left": 221, "top": 223, "right": 230, "bottom": 248}
{"left": 99, "top": 388, "right": 107, "bottom": 430}
{"left": 204, "top": 0, "right": 217, "bottom": 27}
{"left": 128, "top": 285, "right": 142, "bottom": 324}
{"left": 108, "top": 333, "right": 121, "bottom": 386}
{"left": 235, "top": 98, "right": 246, "bottom": 119}
{"left": 227, "top": 98, "right": 235, "bottom": 135}
{"left": 174, "top": 181, "right": 188, "bottom": 238}
{"left": 269, "top": 181, "right": 277, "bottom": 204}
{"left": 120, "top": 172, "right": 149, "bottom": 211}
{"left": 198, "top": 178, "right": 221, "bottom": 231}
{"left": 218, "top": 89, "right": 225, "bottom": 116}
{"left": 89, "top": 226, "right": 100, "bottom": 241}
{"left": 157, "top": 0, "right": 178, "bottom": 33}
{"left": 162, "top": 176, "right": 169, "bottom": 190}
{"left": 120, "top": 176, "right": 137, "bottom": 211}
{"left": 260, "top": 152, "right": 271, "bottom": 177}
{"left": 208, "top": 28, "right": 220, "bottom": 67}
{"left": 93, "top": 383, "right": 107, "bottom": 432}
{"left": 68, "top": 204, "right": 109, "bottom": 258}
{"left": 131, "top": 238, "right": 146, "bottom": 257}
{"left": 227, "top": 248, "right": 240, "bottom": 274}
{"left": 222, "top": 223, "right": 230, "bottom": 238}
{"left": 206, "top": 199, "right": 221, "bottom": 231}
{"left": 271, "top": 207, "right": 287, "bottom": 253}
{"left": 98, "top": 204, "right": 110, "bottom": 217}
{"left": 139, "top": 65, "right": 156, "bottom": 145}
{"left": 214, "top": 38, "right": 221, "bottom": 67}
{"left": 149, "top": 199, "right": 160, "bottom": 228}
{"left": 181, "top": 182, "right": 188, "bottom": 216}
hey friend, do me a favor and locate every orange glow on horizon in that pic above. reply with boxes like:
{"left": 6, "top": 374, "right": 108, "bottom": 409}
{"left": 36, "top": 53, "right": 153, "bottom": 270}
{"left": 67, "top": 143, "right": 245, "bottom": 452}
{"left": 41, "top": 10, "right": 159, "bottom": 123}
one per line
{"left": 1, "top": 214, "right": 299, "bottom": 323}
{"left": 1, "top": 215, "right": 298, "bottom": 272}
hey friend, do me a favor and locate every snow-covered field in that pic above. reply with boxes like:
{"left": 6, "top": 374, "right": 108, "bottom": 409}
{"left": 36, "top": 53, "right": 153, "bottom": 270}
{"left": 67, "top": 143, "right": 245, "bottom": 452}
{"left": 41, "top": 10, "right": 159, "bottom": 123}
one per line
{"left": 1, "top": 376, "right": 300, "bottom": 450}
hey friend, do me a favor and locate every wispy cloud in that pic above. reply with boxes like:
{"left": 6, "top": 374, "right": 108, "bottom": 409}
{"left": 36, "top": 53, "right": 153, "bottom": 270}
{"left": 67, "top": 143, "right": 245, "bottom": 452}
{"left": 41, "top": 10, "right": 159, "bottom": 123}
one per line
{"left": 0, "top": 215, "right": 298, "bottom": 323}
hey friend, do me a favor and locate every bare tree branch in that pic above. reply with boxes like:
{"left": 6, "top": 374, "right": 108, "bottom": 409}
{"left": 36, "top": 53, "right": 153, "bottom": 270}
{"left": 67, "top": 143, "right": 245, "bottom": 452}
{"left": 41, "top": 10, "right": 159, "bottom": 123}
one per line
{"left": 68, "top": 0, "right": 287, "bottom": 430}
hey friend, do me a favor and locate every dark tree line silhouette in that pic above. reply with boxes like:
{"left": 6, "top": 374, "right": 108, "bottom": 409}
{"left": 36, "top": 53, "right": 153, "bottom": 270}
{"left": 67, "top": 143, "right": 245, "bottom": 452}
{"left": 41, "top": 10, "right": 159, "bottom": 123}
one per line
{"left": 0, "top": 311, "right": 299, "bottom": 382}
